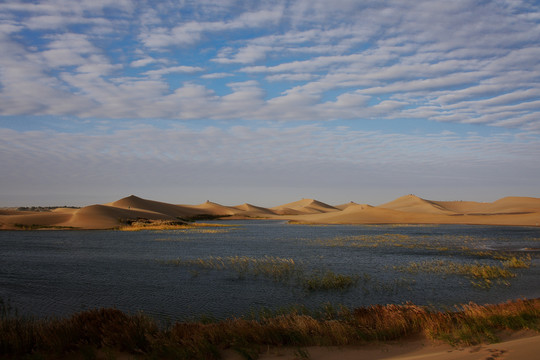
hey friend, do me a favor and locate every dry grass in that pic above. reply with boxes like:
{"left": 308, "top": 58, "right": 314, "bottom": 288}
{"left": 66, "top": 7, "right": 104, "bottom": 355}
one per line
{"left": 393, "top": 252, "right": 534, "bottom": 288}
{"left": 314, "top": 233, "right": 536, "bottom": 289}
{"left": 1, "top": 298, "right": 539, "bottom": 359}
{"left": 119, "top": 219, "right": 233, "bottom": 231}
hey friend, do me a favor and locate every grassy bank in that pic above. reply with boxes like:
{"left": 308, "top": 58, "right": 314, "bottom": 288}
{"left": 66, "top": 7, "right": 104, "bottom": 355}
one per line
{"left": 1, "top": 298, "right": 539, "bottom": 359}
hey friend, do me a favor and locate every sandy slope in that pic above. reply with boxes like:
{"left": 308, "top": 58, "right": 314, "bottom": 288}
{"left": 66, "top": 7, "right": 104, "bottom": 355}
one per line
{"left": 334, "top": 201, "right": 360, "bottom": 210}
{"left": 1, "top": 194, "right": 540, "bottom": 229}
{"left": 234, "top": 333, "right": 540, "bottom": 360}
{"left": 233, "top": 203, "right": 278, "bottom": 217}
{"left": 288, "top": 195, "right": 540, "bottom": 226}
{"left": 61, "top": 204, "right": 176, "bottom": 229}
{"left": 378, "top": 195, "right": 457, "bottom": 215}
{"left": 187, "top": 200, "right": 241, "bottom": 216}
{"left": 0, "top": 211, "right": 73, "bottom": 228}
{"left": 107, "top": 195, "right": 205, "bottom": 218}
{"left": 271, "top": 198, "right": 340, "bottom": 215}
{"left": 293, "top": 206, "right": 540, "bottom": 226}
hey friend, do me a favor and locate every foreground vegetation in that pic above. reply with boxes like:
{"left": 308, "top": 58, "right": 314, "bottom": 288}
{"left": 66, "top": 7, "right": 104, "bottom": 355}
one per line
{"left": 1, "top": 298, "right": 539, "bottom": 359}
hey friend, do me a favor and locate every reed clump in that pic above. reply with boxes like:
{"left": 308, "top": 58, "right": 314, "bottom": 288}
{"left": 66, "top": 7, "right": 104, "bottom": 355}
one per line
{"left": 394, "top": 251, "right": 535, "bottom": 288}
{"left": 2, "top": 298, "right": 539, "bottom": 359}
{"left": 160, "top": 256, "right": 358, "bottom": 291}
{"left": 501, "top": 254, "right": 532, "bottom": 269}
{"left": 394, "top": 259, "right": 517, "bottom": 288}
{"left": 302, "top": 271, "right": 358, "bottom": 291}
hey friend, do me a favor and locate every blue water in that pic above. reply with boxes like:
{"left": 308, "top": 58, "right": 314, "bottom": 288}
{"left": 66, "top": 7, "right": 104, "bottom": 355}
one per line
{"left": 0, "top": 221, "right": 539, "bottom": 321}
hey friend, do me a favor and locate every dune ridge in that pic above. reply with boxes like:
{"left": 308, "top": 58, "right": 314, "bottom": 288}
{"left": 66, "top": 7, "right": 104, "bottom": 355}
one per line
{"left": 1, "top": 194, "right": 540, "bottom": 229}
{"left": 271, "top": 198, "right": 340, "bottom": 215}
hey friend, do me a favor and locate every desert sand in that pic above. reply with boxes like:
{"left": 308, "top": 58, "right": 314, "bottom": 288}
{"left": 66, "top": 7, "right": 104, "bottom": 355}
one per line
{"left": 1, "top": 194, "right": 540, "bottom": 229}
{"left": 224, "top": 333, "right": 540, "bottom": 360}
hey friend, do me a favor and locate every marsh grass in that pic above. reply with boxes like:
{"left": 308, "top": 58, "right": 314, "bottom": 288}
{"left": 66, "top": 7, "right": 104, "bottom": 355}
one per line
{"left": 501, "top": 254, "right": 532, "bottom": 269}
{"left": 312, "top": 233, "right": 471, "bottom": 253}
{"left": 119, "top": 220, "right": 234, "bottom": 231}
{"left": 1, "top": 298, "right": 539, "bottom": 359}
{"left": 393, "top": 260, "right": 518, "bottom": 288}
{"left": 313, "top": 233, "right": 536, "bottom": 289}
{"left": 160, "top": 256, "right": 358, "bottom": 291}
{"left": 12, "top": 224, "right": 76, "bottom": 230}
{"left": 302, "top": 271, "right": 358, "bottom": 291}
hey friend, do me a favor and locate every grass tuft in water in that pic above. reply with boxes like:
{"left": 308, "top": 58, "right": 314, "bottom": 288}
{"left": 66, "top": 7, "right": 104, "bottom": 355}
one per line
{"left": 160, "top": 256, "right": 358, "bottom": 292}
{"left": 302, "top": 271, "right": 358, "bottom": 291}
{"left": 394, "top": 260, "right": 517, "bottom": 288}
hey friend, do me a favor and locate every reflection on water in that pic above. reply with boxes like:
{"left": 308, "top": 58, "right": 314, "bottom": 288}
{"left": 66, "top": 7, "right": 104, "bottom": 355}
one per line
{"left": 0, "top": 221, "right": 539, "bottom": 321}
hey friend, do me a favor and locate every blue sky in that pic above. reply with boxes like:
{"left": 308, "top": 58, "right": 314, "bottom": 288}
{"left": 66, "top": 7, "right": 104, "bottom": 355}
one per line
{"left": 1, "top": 0, "right": 539, "bottom": 207}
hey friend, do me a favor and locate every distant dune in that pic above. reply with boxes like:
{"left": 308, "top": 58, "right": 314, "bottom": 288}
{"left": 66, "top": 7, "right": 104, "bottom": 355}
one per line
{"left": 271, "top": 198, "right": 340, "bottom": 215}
{"left": 334, "top": 201, "right": 360, "bottom": 210}
{"left": 378, "top": 194, "right": 456, "bottom": 215}
{"left": 1, "top": 194, "right": 540, "bottom": 229}
{"left": 233, "top": 203, "right": 278, "bottom": 216}
{"left": 187, "top": 200, "right": 240, "bottom": 216}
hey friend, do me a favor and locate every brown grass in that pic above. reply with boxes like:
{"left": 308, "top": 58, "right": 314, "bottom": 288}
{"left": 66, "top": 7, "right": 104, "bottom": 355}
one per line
{"left": 1, "top": 298, "right": 539, "bottom": 359}
{"left": 119, "top": 219, "right": 233, "bottom": 231}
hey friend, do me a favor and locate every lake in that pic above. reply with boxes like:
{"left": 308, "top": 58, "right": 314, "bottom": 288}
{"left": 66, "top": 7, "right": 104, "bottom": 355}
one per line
{"left": 1, "top": 221, "right": 539, "bottom": 321}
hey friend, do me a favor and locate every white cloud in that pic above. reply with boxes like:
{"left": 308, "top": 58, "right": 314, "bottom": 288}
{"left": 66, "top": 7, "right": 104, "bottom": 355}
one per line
{"left": 213, "top": 45, "right": 272, "bottom": 64}
{"left": 140, "top": 7, "right": 283, "bottom": 49}
{"left": 266, "top": 73, "right": 317, "bottom": 82}
{"left": 201, "top": 72, "right": 233, "bottom": 79}
{"left": 143, "top": 65, "right": 204, "bottom": 78}
{"left": 130, "top": 57, "right": 157, "bottom": 67}
{"left": 0, "top": 0, "right": 539, "bottom": 132}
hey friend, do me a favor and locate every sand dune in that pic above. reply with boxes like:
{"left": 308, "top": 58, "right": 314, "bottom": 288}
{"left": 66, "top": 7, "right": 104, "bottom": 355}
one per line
{"left": 62, "top": 204, "right": 175, "bottom": 229}
{"left": 233, "top": 203, "right": 278, "bottom": 217}
{"left": 271, "top": 198, "right": 340, "bottom": 215}
{"left": 429, "top": 200, "right": 489, "bottom": 214}
{"left": 482, "top": 196, "right": 540, "bottom": 214}
{"left": 378, "top": 195, "right": 456, "bottom": 215}
{"left": 0, "top": 211, "right": 73, "bottom": 229}
{"left": 291, "top": 203, "right": 437, "bottom": 225}
{"left": 251, "top": 333, "right": 540, "bottom": 360}
{"left": 2, "top": 194, "right": 540, "bottom": 229}
{"left": 334, "top": 201, "right": 360, "bottom": 210}
{"left": 187, "top": 200, "right": 241, "bottom": 216}
{"left": 293, "top": 201, "right": 540, "bottom": 226}
{"left": 107, "top": 195, "right": 204, "bottom": 218}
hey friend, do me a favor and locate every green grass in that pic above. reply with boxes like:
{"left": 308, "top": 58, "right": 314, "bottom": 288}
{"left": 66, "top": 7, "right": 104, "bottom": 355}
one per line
{"left": 1, "top": 298, "right": 539, "bottom": 359}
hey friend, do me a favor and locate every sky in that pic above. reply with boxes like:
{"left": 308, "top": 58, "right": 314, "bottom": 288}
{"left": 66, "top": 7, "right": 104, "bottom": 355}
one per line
{"left": 1, "top": 0, "right": 540, "bottom": 207}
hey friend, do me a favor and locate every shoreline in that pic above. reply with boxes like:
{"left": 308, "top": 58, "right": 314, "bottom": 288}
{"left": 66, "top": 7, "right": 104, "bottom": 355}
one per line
{"left": 2, "top": 215, "right": 540, "bottom": 231}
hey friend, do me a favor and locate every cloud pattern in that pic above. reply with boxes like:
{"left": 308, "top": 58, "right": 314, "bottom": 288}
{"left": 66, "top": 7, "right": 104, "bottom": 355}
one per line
{"left": 0, "top": 0, "right": 539, "bottom": 131}
{"left": 1, "top": 1, "right": 540, "bottom": 205}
